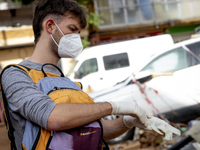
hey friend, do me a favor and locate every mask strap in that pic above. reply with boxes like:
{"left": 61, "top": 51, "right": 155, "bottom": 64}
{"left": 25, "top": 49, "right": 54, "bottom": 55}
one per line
{"left": 54, "top": 22, "right": 64, "bottom": 36}
{"left": 50, "top": 34, "right": 59, "bottom": 47}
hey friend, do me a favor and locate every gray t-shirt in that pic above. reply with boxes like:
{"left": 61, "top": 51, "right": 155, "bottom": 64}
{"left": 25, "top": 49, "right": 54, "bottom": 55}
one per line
{"left": 1, "top": 60, "right": 59, "bottom": 149}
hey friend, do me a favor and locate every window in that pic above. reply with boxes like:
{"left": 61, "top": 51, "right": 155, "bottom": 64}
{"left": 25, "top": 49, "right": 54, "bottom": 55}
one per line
{"left": 94, "top": 0, "right": 199, "bottom": 29}
{"left": 75, "top": 58, "right": 98, "bottom": 79}
{"left": 103, "top": 53, "right": 130, "bottom": 70}
{"left": 141, "top": 47, "right": 187, "bottom": 73}
{"left": 185, "top": 41, "right": 200, "bottom": 67}
{"left": 94, "top": 0, "right": 154, "bottom": 29}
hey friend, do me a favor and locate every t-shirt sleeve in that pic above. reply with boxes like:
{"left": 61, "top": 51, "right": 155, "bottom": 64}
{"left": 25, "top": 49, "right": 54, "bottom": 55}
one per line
{"left": 1, "top": 66, "right": 56, "bottom": 129}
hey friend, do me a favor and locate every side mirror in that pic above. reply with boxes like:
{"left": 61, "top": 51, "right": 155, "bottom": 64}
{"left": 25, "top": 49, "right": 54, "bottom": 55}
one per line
{"left": 134, "top": 71, "right": 152, "bottom": 83}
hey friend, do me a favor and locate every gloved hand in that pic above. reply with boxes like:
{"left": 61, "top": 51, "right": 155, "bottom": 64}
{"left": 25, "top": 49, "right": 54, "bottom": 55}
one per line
{"left": 108, "top": 101, "right": 151, "bottom": 127}
{"left": 123, "top": 116, "right": 181, "bottom": 140}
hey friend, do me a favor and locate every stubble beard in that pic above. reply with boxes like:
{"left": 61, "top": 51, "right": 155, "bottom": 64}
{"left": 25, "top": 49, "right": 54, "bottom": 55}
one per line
{"left": 50, "top": 29, "right": 61, "bottom": 59}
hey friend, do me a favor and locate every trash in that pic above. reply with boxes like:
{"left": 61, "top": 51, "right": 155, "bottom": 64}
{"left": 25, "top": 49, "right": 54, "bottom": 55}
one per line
{"left": 192, "top": 142, "right": 200, "bottom": 149}
{"left": 109, "top": 140, "right": 140, "bottom": 150}
{"left": 139, "top": 130, "right": 163, "bottom": 148}
{"left": 189, "top": 120, "right": 200, "bottom": 128}
{"left": 108, "top": 120, "right": 200, "bottom": 150}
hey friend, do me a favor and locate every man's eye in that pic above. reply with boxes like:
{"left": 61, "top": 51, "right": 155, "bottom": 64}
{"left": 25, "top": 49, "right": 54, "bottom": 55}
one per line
{"left": 70, "top": 28, "right": 76, "bottom": 31}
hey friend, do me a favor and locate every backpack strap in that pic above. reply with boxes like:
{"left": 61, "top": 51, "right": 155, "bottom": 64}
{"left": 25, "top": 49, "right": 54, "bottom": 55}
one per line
{"left": 97, "top": 120, "right": 110, "bottom": 150}
{"left": 41, "top": 63, "right": 64, "bottom": 77}
{"left": 0, "top": 64, "right": 26, "bottom": 150}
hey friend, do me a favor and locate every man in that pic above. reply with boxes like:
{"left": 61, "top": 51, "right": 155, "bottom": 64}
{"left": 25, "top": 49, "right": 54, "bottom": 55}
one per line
{"left": 1, "top": 0, "right": 180, "bottom": 149}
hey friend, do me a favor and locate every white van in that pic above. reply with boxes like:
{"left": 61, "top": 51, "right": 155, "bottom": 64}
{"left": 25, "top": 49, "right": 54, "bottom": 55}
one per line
{"left": 60, "top": 34, "right": 174, "bottom": 92}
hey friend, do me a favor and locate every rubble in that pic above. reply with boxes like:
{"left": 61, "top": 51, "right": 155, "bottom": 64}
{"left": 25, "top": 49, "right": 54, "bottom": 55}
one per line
{"left": 108, "top": 120, "right": 200, "bottom": 150}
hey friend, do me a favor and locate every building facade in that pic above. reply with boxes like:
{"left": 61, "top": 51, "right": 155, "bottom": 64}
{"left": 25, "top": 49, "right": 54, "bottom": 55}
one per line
{"left": 0, "top": 0, "right": 200, "bottom": 67}
{"left": 90, "top": 0, "right": 200, "bottom": 45}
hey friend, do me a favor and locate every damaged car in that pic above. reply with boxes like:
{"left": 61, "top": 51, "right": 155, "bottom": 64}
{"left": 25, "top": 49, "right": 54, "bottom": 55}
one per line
{"left": 89, "top": 37, "right": 200, "bottom": 143}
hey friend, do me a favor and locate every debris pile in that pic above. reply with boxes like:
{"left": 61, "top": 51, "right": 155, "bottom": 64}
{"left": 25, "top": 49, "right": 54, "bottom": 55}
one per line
{"left": 109, "top": 120, "right": 200, "bottom": 150}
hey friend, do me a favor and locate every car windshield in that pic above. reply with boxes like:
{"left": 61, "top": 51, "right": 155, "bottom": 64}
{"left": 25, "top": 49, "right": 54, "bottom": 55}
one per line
{"left": 141, "top": 45, "right": 200, "bottom": 74}
{"left": 141, "top": 47, "right": 188, "bottom": 73}
{"left": 75, "top": 58, "right": 98, "bottom": 79}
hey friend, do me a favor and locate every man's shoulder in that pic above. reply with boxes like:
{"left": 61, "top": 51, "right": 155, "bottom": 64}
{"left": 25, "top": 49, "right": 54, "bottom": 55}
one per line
{"left": 19, "top": 60, "right": 61, "bottom": 75}
{"left": 19, "top": 60, "right": 43, "bottom": 70}
{"left": 1, "top": 60, "right": 42, "bottom": 76}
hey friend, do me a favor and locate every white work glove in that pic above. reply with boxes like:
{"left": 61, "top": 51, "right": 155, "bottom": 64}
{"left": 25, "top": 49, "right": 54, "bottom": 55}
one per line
{"left": 123, "top": 116, "right": 181, "bottom": 140}
{"left": 108, "top": 101, "right": 151, "bottom": 127}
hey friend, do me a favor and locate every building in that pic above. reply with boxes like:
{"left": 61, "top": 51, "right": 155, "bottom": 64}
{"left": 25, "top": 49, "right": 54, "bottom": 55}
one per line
{"left": 0, "top": 0, "right": 200, "bottom": 68}
{"left": 90, "top": 0, "right": 200, "bottom": 45}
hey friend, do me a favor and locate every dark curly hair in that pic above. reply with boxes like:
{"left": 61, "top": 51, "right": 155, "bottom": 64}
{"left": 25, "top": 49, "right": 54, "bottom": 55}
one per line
{"left": 32, "top": 0, "right": 87, "bottom": 44}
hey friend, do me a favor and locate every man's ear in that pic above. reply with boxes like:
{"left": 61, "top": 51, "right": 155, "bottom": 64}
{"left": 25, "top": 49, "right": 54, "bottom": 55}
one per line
{"left": 45, "top": 19, "right": 55, "bottom": 34}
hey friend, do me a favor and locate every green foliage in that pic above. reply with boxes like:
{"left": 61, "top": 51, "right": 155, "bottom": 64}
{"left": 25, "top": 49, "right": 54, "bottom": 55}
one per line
{"left": 81, "top": 36, "right": 91, "bottom": 49}
{"left": 74, "top": 1, "right": 104, "bottom": 28}
{"left": 75, "top": 0, "right": 88, "bottom": 5}
{"left": 87, "top": 12, "right": 104, "bottom": 27}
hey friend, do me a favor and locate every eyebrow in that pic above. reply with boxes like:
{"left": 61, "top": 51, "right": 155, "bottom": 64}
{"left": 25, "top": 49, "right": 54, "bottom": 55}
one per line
{"left": 68, "top": 24, "right": 81, "bottom": 33}
{"left": 69, "top": 24, "right": 80, "bottom": 31}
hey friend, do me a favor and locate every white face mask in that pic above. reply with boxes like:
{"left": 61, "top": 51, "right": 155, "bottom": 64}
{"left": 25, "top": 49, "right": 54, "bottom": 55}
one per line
{"left": 50, "top": 22, "right": 83, "bottom": 58}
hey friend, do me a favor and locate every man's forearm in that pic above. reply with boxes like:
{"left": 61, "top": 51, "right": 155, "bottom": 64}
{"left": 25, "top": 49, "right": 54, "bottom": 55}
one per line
{"left": 102, "top": 117, "right": 130, "bottom": 141}
{"left": 47, "top": 102, "right": 112, "bottom": 131}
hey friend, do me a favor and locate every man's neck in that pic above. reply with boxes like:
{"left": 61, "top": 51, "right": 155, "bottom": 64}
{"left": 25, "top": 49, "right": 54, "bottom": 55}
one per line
{"left": 28, "top": 41, "right": 59, "bottom": 66}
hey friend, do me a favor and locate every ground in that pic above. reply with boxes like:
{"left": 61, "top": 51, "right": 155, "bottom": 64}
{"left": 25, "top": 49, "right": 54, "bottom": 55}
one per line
{"left": 0, "top": 124, "right": 10, "bottom": 150}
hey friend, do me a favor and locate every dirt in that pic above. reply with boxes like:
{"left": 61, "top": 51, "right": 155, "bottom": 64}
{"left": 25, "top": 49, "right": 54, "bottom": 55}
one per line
{"left": 0, "top": 124, "right": 10, "bottom": 150}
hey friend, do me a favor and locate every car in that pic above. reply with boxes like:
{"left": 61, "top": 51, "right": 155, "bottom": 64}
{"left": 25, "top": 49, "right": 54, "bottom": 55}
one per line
{"left": 88, "top": 37, "right": 200, "bottom": 143}
{"left": 60, "top": 34, "right": 174, "bottom": 92}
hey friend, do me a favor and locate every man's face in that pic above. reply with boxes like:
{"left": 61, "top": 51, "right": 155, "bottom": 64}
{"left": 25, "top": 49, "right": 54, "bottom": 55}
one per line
{"left": 50, "top": 14, "right": 81, "bottom": 57}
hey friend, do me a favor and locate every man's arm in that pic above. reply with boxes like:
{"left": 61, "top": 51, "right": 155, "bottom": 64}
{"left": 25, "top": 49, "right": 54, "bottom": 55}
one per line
{"left": 2, "top": 67, "right": 150, "bottom": 131}
{"left": 2, "top": 67, "right": 57, "bottom": 129}
{"left": 102, "top": 117, "right": 130, "bottom": 141}
{"left": 2, "top": 66, "right": 113, "bottom": 131}
{"left": 48, "top": 99, "right": 153, "bottom": 131}
{"left": 47, "top": 102, "right": 112, "bottom": 130}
